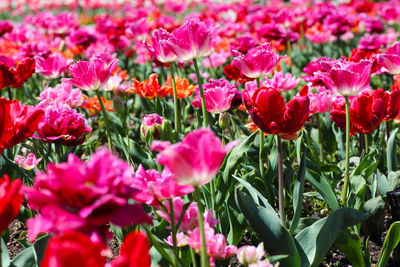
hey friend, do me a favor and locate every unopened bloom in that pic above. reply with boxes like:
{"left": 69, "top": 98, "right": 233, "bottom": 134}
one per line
{"left": 188, "top": 224, "right": 236, "bottom": 267}
{"left": 35, "top": 102, "right": 91, "bottom": 146}
{"left": 140, "top": 113, "right": 173, "bottom": 142}
{"left": 38, "top": 83, "right": 84, "bottom": 108}
{"left": 264, "top": 71, "right": 300, "bottom": 92}
{"left": 14, "top": 153, "right": 41, "bottom": 170}
{"left": 232, "top": 43, "right": 284, "bottom": 79}
{"left": 111, "top": 231, "right": 151, "bottom": 267}
{"left": 242, "top": 87, "right": 309, "bottom": 140}
{"left": 0, "top": 98, "right": 44, "bottom": 154}
{"left": 168, "top": 17, "right": 217, "bottom": 61}
{"left": 132, "top": 167, "right": 193, "bottom": 206}
{"left": 191, "top": 78, "right": 240, "bottom": 114}
{"left": 146, "top": 28, "right": 177, "bottom": 63}
{"left": 35, "top": 53, "right": 71, "bottom": 79}
{"left": 0, "top": 175, "right": 23, "bottom": 234}
{"left": 378, "top": 42, "right": 400, "bottom": 75}
{"left": 151, "top": 128, "right": 238, "bottom": 186}
{"left": 237, "top": 243, "right": 265, "bottom": 266}
{"left": 61, "top": 57, "right": 118, "bottom": 91}
{"left": 26, "top": 148, "right": 152, "bottom": 241}
{"left": 41, "top": 231, "right": 107, "bottom": 267}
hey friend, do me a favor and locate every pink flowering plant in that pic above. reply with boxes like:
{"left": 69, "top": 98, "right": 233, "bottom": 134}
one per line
{"left": 2, "top": 2, "right": 400, "bottom": 267}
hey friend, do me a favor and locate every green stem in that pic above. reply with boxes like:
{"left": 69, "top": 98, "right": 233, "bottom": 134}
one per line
{"left": 318, "top": 114, "right": 324, "bottom": 163}
{"left": 342, "top": 96, "right": 351, "bottom": 207}
{"left": 95, "top": 90, "right": 113, "bottom": 150}
{"left": 7, "top": 87, "right": 12, "bottom": 100}
{"left": 55, "top": 143, "right": 61, "bottom": 163}
{"left": 364, "top": 134, "right": 369, "bottom": 154}
{"left": 190, "top": 247, "right": 198, "bottom": 267}
{"left": 193, "top": 58, "right": 208, "bottom": 127}
{"left": 170, "top": 63, "right": 181, "bottom": 139}
{"left": 256, "top": 77, "right": 261, "bottom": 89}
{"left": 277, "top": 135, "right": 285, "bottom": 226}
{"left": 168, "top": 198, "right": 178, "bottom": 267}
{"left": 194, "top": 187, "right": 209, "bottom": 267}
{"left": 259, "top": 130, "right": 265, "bottom": 178}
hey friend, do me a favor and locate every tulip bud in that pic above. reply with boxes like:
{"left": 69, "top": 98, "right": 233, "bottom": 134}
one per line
{"left": 140, "top": 113, "right": 173, "bottom": 144}
{"left": 219, "top": 112, "right": 231, "bottom": 130}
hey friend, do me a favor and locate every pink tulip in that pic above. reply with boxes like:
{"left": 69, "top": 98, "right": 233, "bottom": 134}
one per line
{"left": 151, "top": 128, "right": 238, "bottom": 186}
{"left": 36, "top": 53, "right": 71, "bottom": 79}
{"left": 38, "top": 83, "right": 84, "bottom": 108}
{"left": 308, "top": 87, "right": 334, "bottom": 114}
{"left": 191, "top": 78, "right": 240, "bottom": 114}
{"left": 264, "top": 71, "right": 300, "bottom": 92}
{"left": 232, "top": 43, "right": 284, "bottom": 79}
{"left": 236, "top": 243, "right": 266, "bottom": 266}
{"left": 168, "top": 17, "right": 217, "bottom": 61}
{"left": 25, "top": 148, "right": 152, "bottom": 242}
{"left": 62, "top": 57, "right": 118, "bottom": 91}
{"left": 378, "top": 42, "right": 400, "bottom": 75}
{"left": 132, "top": 166, "right": 194, "bottom": 206}
{"left": 315, "top": 59, "right": 372, "bottom": 96}
{"left": 14, "top": 153, "right": 41, "bottom": 170}
{"left": 145, "top": 28, "right": 177, "bottom": 63}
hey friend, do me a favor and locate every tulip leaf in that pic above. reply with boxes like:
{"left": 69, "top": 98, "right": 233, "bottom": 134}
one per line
{"left": 305, "top": 169, "right": 339, "bottom": 210}
{"left": 335, "top": 229, "right": 365, "bottom": 267}
{"left": 1, "top": 238, "right": 10, "bottom": 267}
{"left": 222, "top": 131, "right": 257, "bottom": 183}
{"left": 10, "top": 235, "right": 49, "bottom": 267}
{"left": 377, "top": 221, "right": 400, "bottom": 267}
{"left": 295, "top": 208, "right": 369, "bottom": 267}
{"left": 387, "top": 128, "right": 399, "bottom": 173}
{"left": 289, "top": 148, "right": 307, "bottom": 234}
{"left": 236, "top": 191, "right": 301, "bottom": 267}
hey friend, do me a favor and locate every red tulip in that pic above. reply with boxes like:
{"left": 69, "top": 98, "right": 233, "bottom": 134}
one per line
{"left": 0, "top": 98, "right": 44, "bottom": 154}
{"left": 111, "top": 231, "right": 151, "bottom": 267}
{"left": 0, "top": 175, "right": 23, "bottom": 233}
{"left": 372, "top": 88, "right": 400, "bottom": 121}
{"left": 242, "top": 87, "right": 309, "bottom": 140}
{"left": 41, "top": 231, "right": 107, "bottom": 267}
{"left": 0, "top": 57, "right": 35, "bottom": 89}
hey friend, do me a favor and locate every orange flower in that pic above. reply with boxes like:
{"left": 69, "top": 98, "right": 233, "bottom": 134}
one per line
{"left": 112, "top": 67, "right": 130, "bottom": 81}
{"left": 82, "top": 95, "right": 113, "bottom": 116}
{"left": 162, "top": 75, "right": 196, "bottom": 99}
{"left": 130, "top": 73, "right": 169, "bottom": 100}
{"left": 245, "top": 117, "right": 268, "bottom": 136}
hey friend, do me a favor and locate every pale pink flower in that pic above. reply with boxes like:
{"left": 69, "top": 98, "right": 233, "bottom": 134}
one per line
{"left": 35, "top": 53, "right": 72, "bottom": 79}
{"left": 38, "top": 83, "right": 84, "bottom": 108}
{"left": 378, "top": 42, "right": 400, "bottom": 75}
{"left": 315, "top": 59, "right": 372, "bottom": 96}
{"left": 151, "top": 128, "right": 238, "bottom": 186}
{"left": 168, "top": 17, "right": 218, "bottom": 61}
{"left": 191, "top": 78, "right": 240, "bottom": 114}
{"left": 132, "top": 166, "right": 194, "bottom": 206}
{"left": 145, "top": 28, "right": 177, "bottom": 63}
{"left": 165, "top": 232, "right": 188, "bottom": 247}
{"left": 61, "top": 57, "right": 118, "bottom": 91}
{"left": 202, "top": 51, "right": 231, "bottom": 68}
{"left": 188, "top": 224, "right": 236, "bottom": 267}
{"left": 237, "top": 243, "right": 265, "bottom": 266}
{"left": 308, "top": 87, "right": 333, "bottom": 114}
{"left": 264, "top": 71, "right": 300, "bottom": 92}
{"left": 103, "top": 74, "right": 122, "bottom": 91}
{"left": 25, "top": 148, "right": 152, "bottom": 242}
{"left": 14, "top": 153, "right": 41, "bottom": 170}
{"left": 232, "top": 43, "right": 284, "bottom": 79}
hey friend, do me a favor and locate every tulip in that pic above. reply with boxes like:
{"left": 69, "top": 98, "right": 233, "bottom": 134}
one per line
{"left": 378, "top": 42, "right": 400, "bottom": 75}
{"left": 236, "top": 243, "right": 265, "bottom": 266}
{"left": 35, "top": 53, "right": 71, "bottom": 79}
{"left": 38, "top": 83, "right": 84, "bottom": 108}
{"left": 140, "top": 113, "right": 173, "bottom": 143}
{"left": 111, "top": 231, "right": 151, "bottom": 267}
{"left": 232, "top": 43, "right": 284, "bottom": 79}
{"left": 264, "top": 71, "right": 300, "bottom": 92}
{"left": 0, "top": 98, "right": 44, "bottom": 154}
{"left": 146, "top": 28, "right": 177, "bottom": 63}
{"left": 0, "top": 57, "right": 36, "bottom": 91}
{"left": 14, "top": 153, "right": 41, "bottom": 170}
{"left": 0, "top": 175, "right": 23, "bottom": 234}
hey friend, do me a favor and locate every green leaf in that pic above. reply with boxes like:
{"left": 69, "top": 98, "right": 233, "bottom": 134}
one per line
{"left": 1, "top": 237, "right": 10, "bottom": 267}
{"left": 377, "top": 221, "right": 400, "bottom": 267}
{"left": 387, "top": 128, "right": 399, "bottom": 173}
{"left": 361, "top": 196, "right": 386, "bottom": 241}
{"left": 222, "top": 131, "right": 257, "bottom": 183}
{"left": 236, "top": 191, "right": 301, "bottom": 267}
{"left": 305, "top": 169, "right": 339, "bottom": 210}
{"left": 10, "top": 235, "right": 49, "bottom": 267}
{"left": 289, "top": 148, "right": 307, "bottom": 234}
{"left": 295, "top": 208, "right": 369, "bottom": 267}
{"left": 335, "top": 229, "right": 365, "bottom": 267}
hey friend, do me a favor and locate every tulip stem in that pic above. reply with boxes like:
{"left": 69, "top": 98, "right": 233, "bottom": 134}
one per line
{"left": 364, "top": 134, "right": 369, "bottom": 153}
{"left": 95, "top": 91, "right": 112, "bottom": 150}
{"left": 7, "top": 87, "right": 12, "bottom": 100}
{"left": 194, "top": 187, "right": 209, "bottom": 267}
{"left": 342, "top": 96, "right": 351, "bottom": 207}
{"left": 277, "top": 135, "right": 285, "bottom": 227}
{"left": 317, "top": 114, "right": 324, "bottom": 163}
{"left": 170, "top": 63, "right": 181, "bottom": 139}
{"left": 190, "top": 247, "right": 198, "bottom": 267}
{"left": 259, "top": 130, "right": 265, "bottom": 178}
{"left": 168, "top": 198, "right": 178, "bottom": 267}
{"left": 193, "top": 58, "right": 208, "bottom": 127}
{"left": 256, "top": 77, "right": 261, "bottom": 89}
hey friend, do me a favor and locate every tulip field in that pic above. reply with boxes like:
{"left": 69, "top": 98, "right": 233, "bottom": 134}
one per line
{"left": 4, "top": 0, "right": 400, "bottom": 266}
